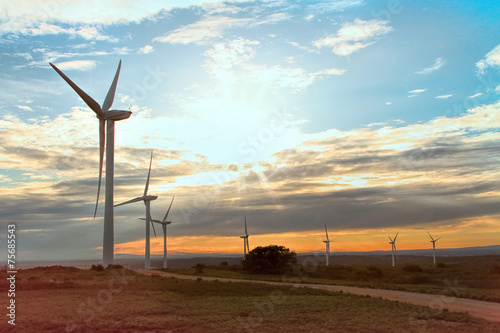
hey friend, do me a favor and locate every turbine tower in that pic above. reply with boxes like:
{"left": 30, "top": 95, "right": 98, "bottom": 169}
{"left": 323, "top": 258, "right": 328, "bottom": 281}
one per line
{"left": 115, "top": 151, "right": 157, "bottom": 270}
{"left": 143, "top": 196, "right": 175, "bottom": 269}
{"left": 50, "top": 60, "right": 131, "bottom": 267}
{"left": 428, "top": 232, "right": 441, "bottom": 265}
{"left": 240, "top": 217, "right": 250, "bottom": 258}
{"left": 388, "top": 233, "right": 398, "bottom": 267}
{"left": 323, "top": 224, "right": 331, "bottom": 266}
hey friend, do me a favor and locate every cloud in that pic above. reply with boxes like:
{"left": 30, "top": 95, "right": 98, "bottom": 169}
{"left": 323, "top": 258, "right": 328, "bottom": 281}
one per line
{"left": 468, "top": 92, "right": 483, "bottom": 99}
{"left": 153, "top": 16, "right": 251, "bottom": 45}
{"left": 15, "top": 105, "right": 33, "bottom": 111}
{"left": 202, "top": 37, "right": 346, "bottom": 92}
{"left": 52, "top": 60, "right": 96, "bottom": 71}
{"left": 416, "top": 57, "right": 446, "bottom": 74}
{"left": 435, "top": 94, "right": 453, "bottom": 99}
{"left": 476, "top": 43, "right": 500, "bottom": 75}
{"left": 313, "top": 19, "right": 393, "bottom": 56}
{"left": 408, "top": 89, "right": 426, "bottom": 94}
{"left": 138, "top": 45, "right": 155, "bottom": 54}
{"left": 408, "top": 88, "right": 426, "bottom": 97}
{"left": 0, "top": 0, "right": 241, "bottom": 35}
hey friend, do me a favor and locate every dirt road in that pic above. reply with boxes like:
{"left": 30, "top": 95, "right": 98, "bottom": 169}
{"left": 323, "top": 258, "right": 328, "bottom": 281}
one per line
{"left": 136, "top": 270, "right": 500, "bottom": 323}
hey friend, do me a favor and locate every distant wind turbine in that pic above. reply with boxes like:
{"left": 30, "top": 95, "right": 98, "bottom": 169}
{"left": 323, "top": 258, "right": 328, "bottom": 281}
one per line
{"left": 142, "top": 196, "right": 175, "bottom": 269}
{"left": 115, "top": 151, "right": 157, "bottom": 270}
{"left": 50, "top": 60, "right": 131, "bottom": 267}
{"left": 428, "top": 232, "right": 441, "bottom": 265}
{"left": 240, "top": 217, "right": 250, "bottom": 258}
{"left": 388, "top": 233, "right": 399, "bottom": 267}
{"left": 323, "top": 224, "right": 331, "bottom": 266}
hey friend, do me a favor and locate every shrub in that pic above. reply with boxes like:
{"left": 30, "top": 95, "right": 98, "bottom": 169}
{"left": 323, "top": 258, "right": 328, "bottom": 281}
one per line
{"left": 242, "top": 245, "right": 297, "bottom": 274}
{"left": 195, "top": 263, "right": 205, "bottom": 274}
{"left": 105, "top": 264, "right": 124, "bottom": 270}
{"left": 366, "top": 265, "right": 384, "bottom": 278}
{"left": 436, "top": 262, "right": 448, "bottom": 269}
{"left": 220, "top": 261, "right": 228, "bottom": 266}
{"left": 403, "top": 264, "right": 423, "bottom": 273}
{"left": 90, "top": 264, "right": 104, "bottom": 271}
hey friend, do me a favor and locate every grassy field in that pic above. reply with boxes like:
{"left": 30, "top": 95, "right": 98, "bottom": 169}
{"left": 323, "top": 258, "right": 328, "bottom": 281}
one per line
{"left": 167, "top": 255, "right": 500, "bottom": 303}
{"left": 1, "top": 265, "right": 500, "bottom": 332}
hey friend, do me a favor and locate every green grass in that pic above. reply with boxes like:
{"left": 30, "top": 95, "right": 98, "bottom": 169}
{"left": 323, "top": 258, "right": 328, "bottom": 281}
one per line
{"left": 166, "top": 259, "right": 500, "bottom": 303}
{"left": 2, "top": 265, "right": 500, "bottom": 332}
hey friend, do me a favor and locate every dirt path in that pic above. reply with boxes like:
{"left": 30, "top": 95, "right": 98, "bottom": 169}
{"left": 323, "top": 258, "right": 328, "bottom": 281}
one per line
{"left": 136, "top": 270, "right": 500, "bottom": 323}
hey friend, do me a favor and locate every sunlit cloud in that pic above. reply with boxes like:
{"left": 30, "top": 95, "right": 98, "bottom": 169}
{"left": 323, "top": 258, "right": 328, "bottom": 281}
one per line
{"left": 52, "top": 60, "right": 96, "bottom": 71}
{"left": 435, "top": 94, "right": 453, "bottom": 99}
{"left": 313, "top": 19, "right": 393, "bottom": 55}
{"left": 153, "top": 16, "right": 251, "bottom": 45}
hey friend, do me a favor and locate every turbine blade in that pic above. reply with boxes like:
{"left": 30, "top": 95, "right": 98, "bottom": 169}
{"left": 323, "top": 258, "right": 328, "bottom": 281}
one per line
{"left": 102, "top": 60, "right": 121, "bottom": 112}
{"left": 114, "top": 197, "right": 143, "bottom": 207}
{"left": 428, "top": 232, "right": 434, "bottom": 241}
{"left": 144, "top": 151, "right": 153, "bottom": 197}
{"left": 151, "top": 220, "right": 157, "bottom": 237}
{"left": 245, "top": 216, "right": 248, "bottom": 235}
{"left": 394, "top": 232, "right": 398, "bottom": 241}
{"left": 49, "top": 62, "right": 103, "bottom": 117}
{"left": 388, "top": 236, "right": 393, "bottom": 242}
{"left": 163, "top": 196, "right": 175, "bottom": 222}
{"left": 435, "top": 237, "right": 441, "bottom": 242}
{"left": 94, "top": 119, "right": 106, "bottom": 218}
{"left": 325, "top": 224, "right": 329, "bottom": 241}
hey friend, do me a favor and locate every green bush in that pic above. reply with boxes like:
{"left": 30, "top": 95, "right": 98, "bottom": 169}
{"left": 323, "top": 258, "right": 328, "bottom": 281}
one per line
{"left": 242, "top": 245, "right": 297, "bottom": 274}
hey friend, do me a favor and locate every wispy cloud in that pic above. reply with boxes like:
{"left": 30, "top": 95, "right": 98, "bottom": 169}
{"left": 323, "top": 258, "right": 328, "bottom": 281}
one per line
{"left": 202, "top": 37, "right": 346, "bottom": 92}
{"left": 476, "top": 43, "right": 500, "bottom": 75}
{"left": 313, "top": 19, "right": 393, "bottom": 56}
{"left": 408, "top": 88, "right": 426, "bottom": 97}
{"left": 52, "top": 60, "right": 96, "bottom": 71}
{"left": 416, "top": 57, "right": 446, "bottom": 74}
{"left": 0, "top": 1, "right": 233, "bottom": 35}
{"left": 468, "top": 92, "right": 483, "bottom": 99}
{"left": 153, "top": 16, "right": 251, "bottom": 45}
{"left": 435, "top": 94, "right": 453, "bottom": 99}
{"left": 15, "top": 105, "right": 33, "bottom": 111}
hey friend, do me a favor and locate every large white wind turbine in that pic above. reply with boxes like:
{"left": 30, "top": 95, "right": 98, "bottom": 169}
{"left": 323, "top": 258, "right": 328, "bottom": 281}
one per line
{"left": 428, "top": 232, "right": 441, "bottom": 265}
{"left": 240, "top": 217, "right": 250, "bottom": 258}
{"left": 142, "top": 196, "right": 175, "bottom": 269}
{"left": 323, "top": 224, "right": 331, "bottom": 266}
{"left": 50, "top": 60, "right": 131, "bottom": 267}
{"left": 115, "top": 152, "right": 158, "bottom": 270}
{"left": 388, "top": 233, "right": 399, "bottom": 267}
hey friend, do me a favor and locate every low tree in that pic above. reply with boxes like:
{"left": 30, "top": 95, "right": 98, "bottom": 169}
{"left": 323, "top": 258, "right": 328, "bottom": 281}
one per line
{"left": 242, "top": 245, "right": 297, "bottom": 274}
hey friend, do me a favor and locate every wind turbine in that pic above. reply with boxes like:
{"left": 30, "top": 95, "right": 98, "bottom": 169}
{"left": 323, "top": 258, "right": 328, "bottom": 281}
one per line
{"left": 142, "top": 196, "right": 175, "bottom": 269}
{"left": 240, "top": 217, "right": 250, "bottom": 258}
{"left": 115, "top": 151, "right": 157, "bottom": 270}
{"left": 428, "top": 232, "right": 441, "bottom": 265}
{"left": 388, "top": 233, "right": 399, "bottom": 267}
{"left": 323, "top": 224, "right": 331, "bottom": 266}
{"left": 50, "top": 60, "right": 131, "bottom": 267}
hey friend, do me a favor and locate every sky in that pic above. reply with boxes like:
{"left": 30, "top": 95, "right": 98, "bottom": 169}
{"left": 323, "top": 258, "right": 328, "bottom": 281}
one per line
{"left": 0, "top": 0, "right": 499, "bottom": 261}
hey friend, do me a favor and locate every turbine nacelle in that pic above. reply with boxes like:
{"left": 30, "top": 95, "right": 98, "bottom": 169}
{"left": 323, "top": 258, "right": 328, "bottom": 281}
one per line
{"left": 101, "top": 110, "right": 132, "bottom": 121}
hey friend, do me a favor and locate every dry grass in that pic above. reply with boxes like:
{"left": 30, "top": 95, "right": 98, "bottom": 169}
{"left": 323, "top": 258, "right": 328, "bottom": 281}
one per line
{"left": 168, "top": 257, "right": 500, "bottom": 302}
{"left": 1, "top": 266, "right": 500, "bottom": 332}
